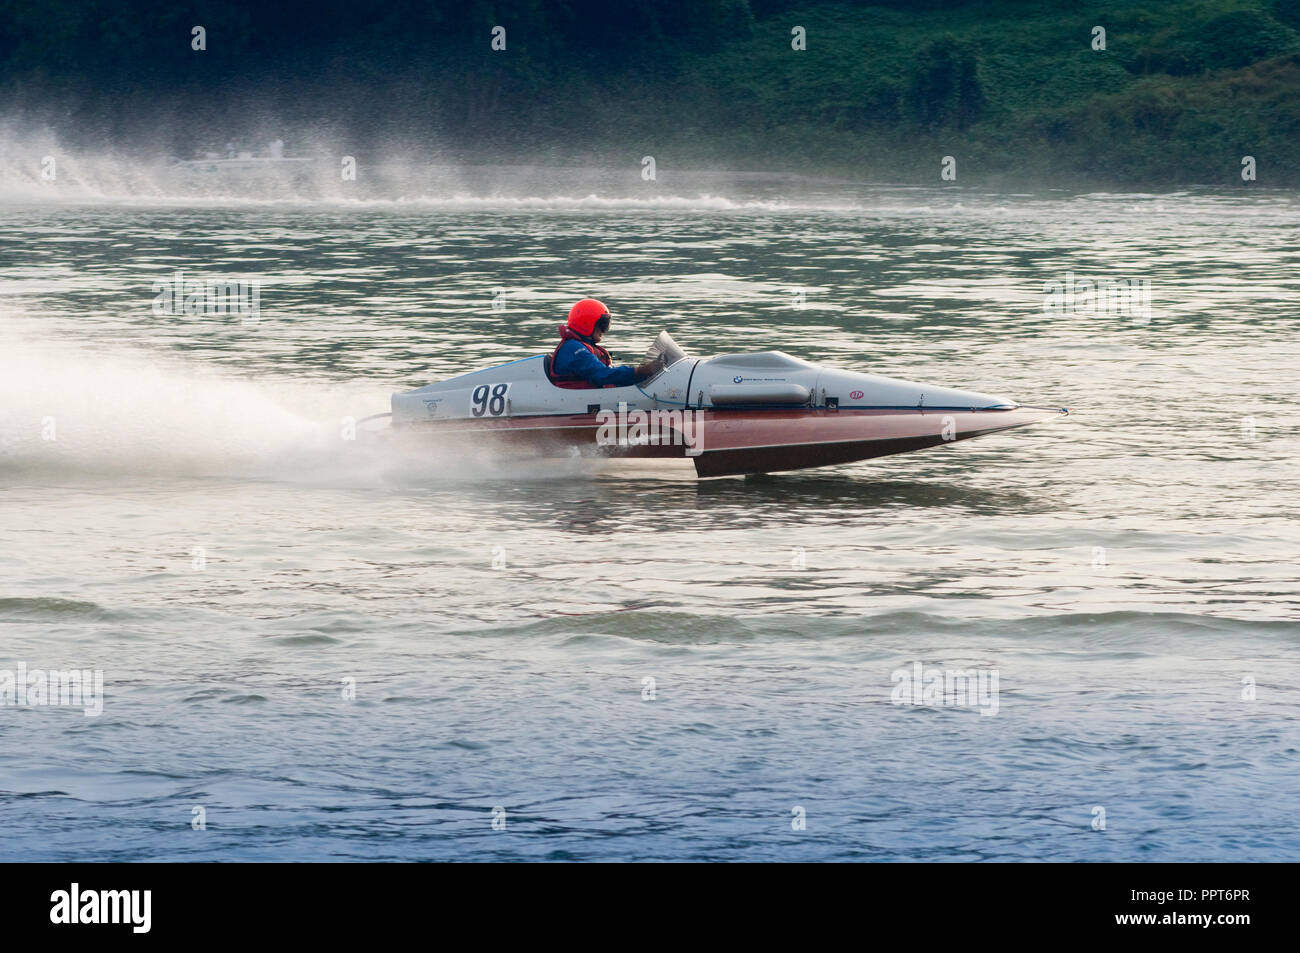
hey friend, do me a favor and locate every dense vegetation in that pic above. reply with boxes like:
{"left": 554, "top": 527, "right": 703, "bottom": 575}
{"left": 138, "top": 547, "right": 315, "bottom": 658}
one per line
{"left": 2, "top": 0, "right": 1298, "bottom": 186}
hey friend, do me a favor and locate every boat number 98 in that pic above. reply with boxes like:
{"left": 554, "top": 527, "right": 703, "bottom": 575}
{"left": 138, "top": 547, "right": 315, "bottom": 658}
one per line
{"left": 471, "top": 383, "right": 510, "bottom": 417}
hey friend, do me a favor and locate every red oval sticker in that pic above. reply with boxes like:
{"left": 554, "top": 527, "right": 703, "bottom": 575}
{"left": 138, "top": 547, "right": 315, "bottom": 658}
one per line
{"left": 849, "top": 390, "right": 864, "bottom": 400}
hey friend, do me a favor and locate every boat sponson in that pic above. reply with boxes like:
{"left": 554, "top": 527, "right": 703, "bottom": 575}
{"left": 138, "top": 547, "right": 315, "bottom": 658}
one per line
{"left": 691, "top": 406, "right": 1067, "bottom": 477}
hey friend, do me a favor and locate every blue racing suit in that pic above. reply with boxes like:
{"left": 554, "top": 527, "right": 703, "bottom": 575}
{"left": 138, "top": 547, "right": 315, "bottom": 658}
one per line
{"left": 553, "top": 338, "right": 638, "bottom": 388}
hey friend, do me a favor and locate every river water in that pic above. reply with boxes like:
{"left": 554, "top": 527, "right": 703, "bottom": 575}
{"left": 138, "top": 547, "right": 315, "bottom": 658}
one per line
{"left": 1, "top": 169, "right": 1297, "bottom": 860}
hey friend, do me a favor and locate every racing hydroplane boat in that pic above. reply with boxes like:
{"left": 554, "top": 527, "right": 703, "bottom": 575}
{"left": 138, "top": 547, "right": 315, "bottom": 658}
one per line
{"left": 389, "top": 332, "right": 1066, "bottom": 478}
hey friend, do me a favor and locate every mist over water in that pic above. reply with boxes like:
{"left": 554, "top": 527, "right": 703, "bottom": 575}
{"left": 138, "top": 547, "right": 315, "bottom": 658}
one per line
{"left": 1, "top": 123, "right": 879, "bottom": 208}
{"left": 1, "top": 139, "right": 1298, "bottom": 859}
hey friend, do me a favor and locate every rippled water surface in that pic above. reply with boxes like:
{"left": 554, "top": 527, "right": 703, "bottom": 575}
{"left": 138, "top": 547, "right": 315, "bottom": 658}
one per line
{"left": 1, "top": 173, "right": 1298, "bottom": 861}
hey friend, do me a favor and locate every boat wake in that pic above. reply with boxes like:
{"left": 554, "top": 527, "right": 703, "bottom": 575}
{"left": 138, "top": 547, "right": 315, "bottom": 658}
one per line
{"left": 0, "top": 317, "right": 571, "bottom": 486}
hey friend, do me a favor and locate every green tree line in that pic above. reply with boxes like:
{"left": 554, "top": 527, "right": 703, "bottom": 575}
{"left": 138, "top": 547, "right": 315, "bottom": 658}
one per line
{"left": 2, "top": 0, "right": 1297, "bottom": 185}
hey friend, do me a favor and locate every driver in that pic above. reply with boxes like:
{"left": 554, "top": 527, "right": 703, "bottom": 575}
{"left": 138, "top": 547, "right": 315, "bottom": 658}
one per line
{"left": 550, "top": 298, "right": 661, "bottom": 389}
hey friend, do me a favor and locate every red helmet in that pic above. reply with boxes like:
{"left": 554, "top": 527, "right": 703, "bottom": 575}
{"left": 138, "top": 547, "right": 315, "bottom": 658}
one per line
{"left": 567, "top": 298, "right": 610, "bottom": 337}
